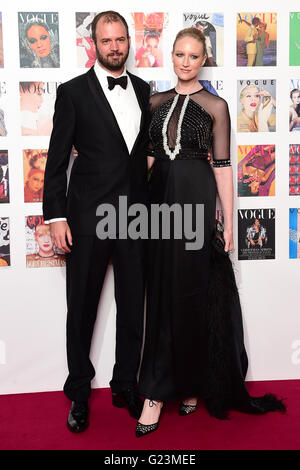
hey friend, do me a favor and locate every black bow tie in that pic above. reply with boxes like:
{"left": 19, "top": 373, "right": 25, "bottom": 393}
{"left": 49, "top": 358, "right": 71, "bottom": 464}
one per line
{"left": 107, "top": 75, "right": 128, "bottom": 90}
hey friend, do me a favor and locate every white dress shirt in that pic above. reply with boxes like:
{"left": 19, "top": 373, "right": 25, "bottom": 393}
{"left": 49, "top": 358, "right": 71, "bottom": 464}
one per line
{"left": 45, "top": 61, "right": 142, "bottom": 225}
{"left": 94, "top": 59, "right": 141, "bottom": 153}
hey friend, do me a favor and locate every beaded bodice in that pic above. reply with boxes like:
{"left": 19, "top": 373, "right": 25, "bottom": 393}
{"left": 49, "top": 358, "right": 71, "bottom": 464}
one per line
{"left": 148, "top": 87, "right": 231, "bottom": 167}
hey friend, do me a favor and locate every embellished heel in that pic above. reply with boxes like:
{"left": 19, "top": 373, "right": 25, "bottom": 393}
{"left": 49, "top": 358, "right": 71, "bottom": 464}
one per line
{"left": 136, "top": 421, "right": 159, "bottom": 437}
{"left": 135, "top": 400, "right": 163, "bottom": 438}
{"left": 179, "top": 402, "right": 198, "bottom": 416}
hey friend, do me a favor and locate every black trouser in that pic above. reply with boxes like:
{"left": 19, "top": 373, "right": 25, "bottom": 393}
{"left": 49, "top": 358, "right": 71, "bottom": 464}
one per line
{"left": 63, "top": 235, "right": 145, "bottom": 402}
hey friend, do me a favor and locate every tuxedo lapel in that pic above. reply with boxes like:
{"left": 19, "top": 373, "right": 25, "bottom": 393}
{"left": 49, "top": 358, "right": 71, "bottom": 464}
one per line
{"left": 128, "top": 72, "right": 147, "bottom": 157}
{"left": 86, "top": 67, "right": 128, "bottom": 153}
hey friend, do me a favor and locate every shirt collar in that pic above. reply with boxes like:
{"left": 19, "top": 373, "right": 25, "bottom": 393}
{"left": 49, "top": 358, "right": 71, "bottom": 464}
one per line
{"left": 94, "top": 60, "right": 128, "bottom": 90}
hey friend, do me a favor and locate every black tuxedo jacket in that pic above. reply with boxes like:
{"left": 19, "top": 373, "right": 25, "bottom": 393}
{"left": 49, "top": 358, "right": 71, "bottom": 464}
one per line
{"left": 43, "top": 67, "right": 150, "bottom": 235}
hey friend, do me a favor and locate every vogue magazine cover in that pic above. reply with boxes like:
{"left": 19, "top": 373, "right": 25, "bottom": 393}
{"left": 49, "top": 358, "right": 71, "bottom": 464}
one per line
{"left": 18, "top": 11, "right": 60, "bottom": 68}
{"left": 148, "top": 80, "right": 171, "bottom": 95}
{"left": 237, "top": 79, "right": 276, "bottom": 132}
{"left": 289, "top": 208, "right": 300, "bottom": 259}
{"left": 289, "top": 80, "right": 300, "bottom": 132}
{"left": 0, "top": 150, "right": 9, "bottom": 203}
{"left": 237, "top": 145, "right": 275, "bottom": 197}
{"left": 289, "top": 144, "right": 300, "bottom": 196}
{"left": 183, "top": 12, "right": 224, "bottom": 66}
{"left": 238, "top": 208, "right": 275, "bottom": 260}
{"left": 25, "top": 216, "right": 65, "bottom": 268}
{"left": 76, "top": 12, "right": 97, "bottom": 68}
{"left": 23, "top": 149, "right": 47, "bottom": 203}
{"left": 0, "top": 217, "right": 10, "bottom": 266}
{"left": 290, "top": 12, "right": 300, "bottom": 66}
{"left": 132, "top": 12, "right": 168, "bottom": 68}
{"left": 19, "top": 81, "right": 59, "bottom": 136}
{"left": 0, "top": 81, "right": 7, "bottom": 136}
{"left": 203, "top": 79, "right": 223, "bottom": 97}
{"left": 0, "top": 12, "right": 3, "bottom": 68}
{"left": 237, "top": 12, "right": 277, "bottom": 66}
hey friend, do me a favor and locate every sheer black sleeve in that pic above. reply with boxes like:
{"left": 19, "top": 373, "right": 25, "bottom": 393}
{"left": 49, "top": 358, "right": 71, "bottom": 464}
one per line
{"left": 211, "top": 98, "right": 231, "bottom": 168}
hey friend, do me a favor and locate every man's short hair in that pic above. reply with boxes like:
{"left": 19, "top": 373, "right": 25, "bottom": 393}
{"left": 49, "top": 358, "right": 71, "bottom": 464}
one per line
{"left": 91, "top": 11, "right": 129, "bottom": 43}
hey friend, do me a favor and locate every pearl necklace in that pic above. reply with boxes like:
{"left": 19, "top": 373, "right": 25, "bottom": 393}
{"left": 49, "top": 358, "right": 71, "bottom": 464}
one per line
{"left": 162, "top": 93, "right": 190, "bottom": 160}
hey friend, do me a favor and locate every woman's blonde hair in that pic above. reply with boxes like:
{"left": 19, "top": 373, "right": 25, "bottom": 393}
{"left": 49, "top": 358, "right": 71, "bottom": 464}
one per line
{"left": 239, "top": 84, "right": 260, "bottom": 101}
{"left": 172, "top": 27, "right": 207, "bottom": 56}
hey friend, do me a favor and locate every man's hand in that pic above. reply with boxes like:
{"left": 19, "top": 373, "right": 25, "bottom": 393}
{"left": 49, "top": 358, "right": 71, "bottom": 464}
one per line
{"left": 50, "top": 221, "right": 72, "bottom": 253}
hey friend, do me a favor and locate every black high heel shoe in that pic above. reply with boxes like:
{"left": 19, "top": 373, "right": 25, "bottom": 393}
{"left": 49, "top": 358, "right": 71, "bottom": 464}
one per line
{"left": 136, "top": 400, "right": 163, "bottom": 438}
{"left": 179, "top": 401, "right": 198, "bottom": 416}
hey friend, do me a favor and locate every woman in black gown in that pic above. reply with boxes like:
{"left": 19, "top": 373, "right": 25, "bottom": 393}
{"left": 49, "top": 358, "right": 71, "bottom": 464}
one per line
{"left": 136, "top": 28, "right": 285, "bottom": 437}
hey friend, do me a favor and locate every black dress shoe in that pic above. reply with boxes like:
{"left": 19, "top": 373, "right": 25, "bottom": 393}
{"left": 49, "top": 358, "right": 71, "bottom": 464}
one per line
{"left": 66, "top": 401, "right": 89, "bottom": 433}
{"left": 112, "top": 388, "right": 143, "bottom": 419}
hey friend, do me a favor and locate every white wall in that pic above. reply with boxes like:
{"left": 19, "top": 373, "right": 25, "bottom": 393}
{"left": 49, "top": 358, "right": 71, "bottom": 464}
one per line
{"left": 0, "top": 0, "right": 299, "bottom": 395}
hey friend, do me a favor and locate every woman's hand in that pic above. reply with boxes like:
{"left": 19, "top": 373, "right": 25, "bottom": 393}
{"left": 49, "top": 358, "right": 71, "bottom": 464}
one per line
{"left": 223, "top": 228, "right": 234, "bottom": 253}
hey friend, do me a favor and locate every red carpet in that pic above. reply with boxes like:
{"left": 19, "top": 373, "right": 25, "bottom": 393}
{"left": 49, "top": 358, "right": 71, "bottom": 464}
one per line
{"left": 0, "top": 380, "right": 299, "bottom": 450}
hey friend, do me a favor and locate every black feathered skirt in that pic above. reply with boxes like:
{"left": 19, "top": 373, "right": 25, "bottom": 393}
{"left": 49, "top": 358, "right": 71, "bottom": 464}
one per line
{"left": 138, "top": 158, "right": 286, "bottom": 418}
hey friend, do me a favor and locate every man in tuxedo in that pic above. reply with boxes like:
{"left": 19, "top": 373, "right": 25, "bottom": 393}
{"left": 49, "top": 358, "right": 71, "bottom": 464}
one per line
{"left": 43, "top": 11, "right": 150, "bottom": 432}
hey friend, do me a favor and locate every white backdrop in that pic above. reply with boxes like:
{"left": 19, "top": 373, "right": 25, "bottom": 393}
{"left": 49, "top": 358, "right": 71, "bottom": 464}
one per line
{"left": 0, "top": 0, "right": 300, "bottom": 395}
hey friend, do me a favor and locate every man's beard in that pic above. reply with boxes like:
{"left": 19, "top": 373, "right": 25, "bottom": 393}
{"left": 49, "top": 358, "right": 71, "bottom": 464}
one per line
{"left": 96, "top": 45, "right": 129, "bottom": 72}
